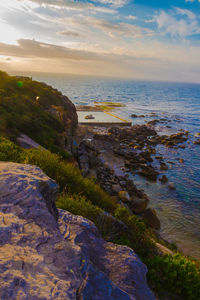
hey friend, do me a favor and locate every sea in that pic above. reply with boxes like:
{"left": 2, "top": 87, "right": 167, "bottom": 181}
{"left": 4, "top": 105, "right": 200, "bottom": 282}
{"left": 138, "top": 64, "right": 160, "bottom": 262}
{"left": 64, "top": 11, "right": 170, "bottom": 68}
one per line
{"left": 18, "top": 72, "right": 200, "bottom": 259}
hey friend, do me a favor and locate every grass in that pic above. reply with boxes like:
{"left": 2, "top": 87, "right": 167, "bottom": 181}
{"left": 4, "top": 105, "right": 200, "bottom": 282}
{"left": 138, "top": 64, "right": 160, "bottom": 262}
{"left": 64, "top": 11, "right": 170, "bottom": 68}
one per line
{"left": 1, "top": 133, "right": 200, "bottom": 300}
{"left": 0, "top": 137, "right": 116, "bottom": 213}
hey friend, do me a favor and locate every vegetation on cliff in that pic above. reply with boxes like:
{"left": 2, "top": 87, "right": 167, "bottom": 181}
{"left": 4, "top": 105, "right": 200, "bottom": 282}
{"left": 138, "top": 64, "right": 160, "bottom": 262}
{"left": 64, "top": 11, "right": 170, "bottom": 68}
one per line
{"left": 0, "top": 70, "right": 77, "bottom": 156}
{"left": 0, "top": 137, "right": 200, "bottom": 299}
{"left": 0, "top": 71, "right": 199, "bottom": 300}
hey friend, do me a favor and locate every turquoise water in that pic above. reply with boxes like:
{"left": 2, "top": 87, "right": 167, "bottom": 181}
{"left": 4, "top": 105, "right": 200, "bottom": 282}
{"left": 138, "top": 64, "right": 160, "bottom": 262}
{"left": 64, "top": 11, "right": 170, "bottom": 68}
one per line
{"left": 22, "top": 72, "right": 200, "bottom": 258}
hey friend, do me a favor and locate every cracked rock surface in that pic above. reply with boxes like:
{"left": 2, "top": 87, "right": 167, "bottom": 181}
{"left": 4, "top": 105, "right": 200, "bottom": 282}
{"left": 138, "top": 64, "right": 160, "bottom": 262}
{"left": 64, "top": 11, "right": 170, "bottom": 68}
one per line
{"left": 0, "top": 162, "right": 154, "bottom": 300}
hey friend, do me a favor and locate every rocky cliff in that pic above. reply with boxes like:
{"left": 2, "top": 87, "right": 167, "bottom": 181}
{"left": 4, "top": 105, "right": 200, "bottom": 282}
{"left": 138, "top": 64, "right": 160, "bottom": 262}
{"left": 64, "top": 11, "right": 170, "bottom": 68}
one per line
{"left": 0, "top": 71, "right": 78, "bottom": 153}
{"left": 0, "top": 162, "right": 155, "bottom": 300}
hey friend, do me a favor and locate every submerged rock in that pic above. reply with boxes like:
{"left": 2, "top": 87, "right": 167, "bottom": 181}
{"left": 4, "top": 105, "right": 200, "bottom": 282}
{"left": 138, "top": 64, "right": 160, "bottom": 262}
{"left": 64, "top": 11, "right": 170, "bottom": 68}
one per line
{"left": 160, "top": 162, "right": 168, "bottom": 171}
{"left": 159, "top": 175, "right": 168, "bottom": 183}
{"left": 194, "top": 138, "right": 200, "bottom": 145}
{"left": 168, "top": 182, "right": 176, "bottom": 190}
{"left": 0, "top": 162, "right": 155, "bottom": 300}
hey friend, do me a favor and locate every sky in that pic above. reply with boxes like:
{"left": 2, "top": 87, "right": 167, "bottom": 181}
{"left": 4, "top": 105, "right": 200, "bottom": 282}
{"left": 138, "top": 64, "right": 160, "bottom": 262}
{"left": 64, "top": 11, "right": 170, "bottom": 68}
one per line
{"left": 0, "top": 0, "right": 200, "bottom": 82}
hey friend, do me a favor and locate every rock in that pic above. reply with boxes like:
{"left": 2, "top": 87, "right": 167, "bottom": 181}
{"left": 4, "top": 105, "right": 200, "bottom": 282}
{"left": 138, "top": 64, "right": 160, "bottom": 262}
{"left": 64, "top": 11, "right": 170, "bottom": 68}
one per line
{"left": 138, "top": 165, "right": 159, "bottom": 181}
{"left": 85, "top": 114, "right": 95, "bottom": 119}
{"left": 155, "top": 156, "right": 163, "bottom": 160}
{"left": 168, "top": 182, "right": 176, "bottom": 190}
{"left": 139, "top": 151, "right": 153, "bottom": 162}
{"left": 194, "top": 138, "right": 200, "bottom": 145}
{"left": 147, "top": 119, "right": 159, "bottom": 126}
{"left": 0, "top": 162, "right": 155, "bottom": 300}
{"left": 142, "top": 208, "right": 161, "bottom": 230}
{"left": 156, "top": 243, "right": 173, "bottom": 256}
{"left": 17, "top": 133, "right": 45, "bottom": 149}
{"left": 108, "top": 125, "right": 157, "bottom": 141}
{"left": 112, "top": 184, "right": 122, "bottom": 194}
{"left": 118, "top": 190, "right": 131, "bottom": 202}
{"left": 160, "top": 162, "right": 168, "bottom": 171}
{"left": 129, "top": 197, "right": 149, "bottom": 214}
{"left": 194, "top": 133, "right": 200, "bottom": 137}
{"left": 159, "top": 175, "right": 168, "bottom": 183}
{"left": 131, "top": 114, "right": 145, "bottom": 118}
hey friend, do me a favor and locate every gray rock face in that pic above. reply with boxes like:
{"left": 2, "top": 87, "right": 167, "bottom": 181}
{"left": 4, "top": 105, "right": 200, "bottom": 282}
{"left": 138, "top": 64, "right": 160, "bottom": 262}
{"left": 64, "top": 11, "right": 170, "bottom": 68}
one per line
{"left": 0, "top": 162, "right": 155, "bottom": 300}
{"left": 17, "top": 133, "right": 45, "bottom": 149}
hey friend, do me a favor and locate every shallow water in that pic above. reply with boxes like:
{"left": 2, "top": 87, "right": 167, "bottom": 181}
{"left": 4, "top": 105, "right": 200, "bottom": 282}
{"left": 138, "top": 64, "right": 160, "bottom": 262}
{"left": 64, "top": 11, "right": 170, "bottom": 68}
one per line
{"left": 21, "top": 72, "right": 200, "bottom": 259}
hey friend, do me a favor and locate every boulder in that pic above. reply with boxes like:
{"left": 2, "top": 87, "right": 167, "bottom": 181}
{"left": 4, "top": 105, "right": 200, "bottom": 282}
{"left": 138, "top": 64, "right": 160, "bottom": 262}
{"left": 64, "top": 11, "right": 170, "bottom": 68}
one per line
{"left": 159, "top": 175, "right": 168, "bottom": 183}
{"left": 118, "top": 190, "right": 131, "bottom": 202}
{"left": 129, "top": 197, "right": 149, "bottom": 214}
{"left": 0, "top": 162, "right": 155, "bottom": 300}
{"left": 138, "top": 165, "right": 158, "bottom": 181}
{"left": 112, "top": 184, "right": 122, "bottom": 194}
{"left": 17, "top": 133, "right": 45, "bottom": 149}
{"left": 142, "top": 208, "right": 161, "bottom": 230}
{"left": 160, "top": 162, "right": 168, "bottom": 171}
{"left": 168, "top": 182, "right": 176, "bottom": 190}
{"left": 147, "top": 120, "right": 159, "bottom": 126}
{"left": 194, "top": 138, "right": 200, "bottom": 145}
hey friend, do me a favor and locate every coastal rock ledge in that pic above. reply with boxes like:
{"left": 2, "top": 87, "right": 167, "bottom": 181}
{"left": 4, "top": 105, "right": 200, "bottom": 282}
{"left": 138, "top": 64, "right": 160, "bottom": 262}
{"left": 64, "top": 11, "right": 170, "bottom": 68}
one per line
{"left": 0, "top": 162, "right": 155, "bottom": 300}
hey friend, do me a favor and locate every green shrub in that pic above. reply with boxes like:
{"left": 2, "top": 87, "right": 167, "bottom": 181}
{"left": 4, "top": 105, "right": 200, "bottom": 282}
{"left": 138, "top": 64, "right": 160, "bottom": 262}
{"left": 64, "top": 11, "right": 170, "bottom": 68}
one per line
{"left": 22, "top": 148, "right": 117, "bottom": 212}
{"left": 0, "top": 71, "right": 72, "bottom": 152}
{"left": 57, "top": 193, "right": 125, "bottom": 241}
{"left": 147, "top": 253, "right": 200, "bottom": 300}
{"left": 57, "top": 193, "right": 102, "bottom": 224}
{"left": 0, "top": 137, "right": 22, "bottom": 162}
{"left": 0, "top": 137, "right": 116, "bottom": 213}
{"left": 114, "top": 206, "right": 156, "bottom": 258}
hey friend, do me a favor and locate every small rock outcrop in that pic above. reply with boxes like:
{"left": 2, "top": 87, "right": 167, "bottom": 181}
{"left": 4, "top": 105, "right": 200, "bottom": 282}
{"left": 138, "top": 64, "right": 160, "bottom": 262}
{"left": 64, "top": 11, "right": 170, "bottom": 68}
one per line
{"left": 0, "top": 162, "right": 155, "bottom": 300}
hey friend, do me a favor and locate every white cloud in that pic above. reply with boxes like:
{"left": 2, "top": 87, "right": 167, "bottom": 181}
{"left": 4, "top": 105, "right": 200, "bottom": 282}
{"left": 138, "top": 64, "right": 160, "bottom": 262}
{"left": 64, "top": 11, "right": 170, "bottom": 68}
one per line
{"left": 19, "top": 0, "right": 117, "bottom": 14}
{"left": 92, "top": 0, "right": 129, "bottom": 8}
{"left": 125, "top": 15, "right": 137, "bottom": 20}
{"left": 185, "top": 0, "right": 200, "bottom": 3}
{"left": 80, "top": 17, "right": 153, "bottom": 38}
{"left": 156, "top": 10, "right": 200, "bottom": 37}
{"left": 175, "top": 7, "right": 196, "bottom": 19}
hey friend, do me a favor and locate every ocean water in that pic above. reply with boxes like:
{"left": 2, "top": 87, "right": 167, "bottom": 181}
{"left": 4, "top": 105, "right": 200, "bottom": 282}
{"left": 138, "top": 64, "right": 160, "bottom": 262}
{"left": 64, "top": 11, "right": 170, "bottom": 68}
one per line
{"left": 22, "top": 72, "right": 200, "bottom": 259}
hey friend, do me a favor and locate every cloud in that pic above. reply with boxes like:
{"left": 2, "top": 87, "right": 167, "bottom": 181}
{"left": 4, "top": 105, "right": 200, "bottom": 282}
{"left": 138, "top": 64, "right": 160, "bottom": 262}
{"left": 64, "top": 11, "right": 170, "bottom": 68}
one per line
{"left": 0, "top": 39, "right": 101, "bottom": 61}
{"left": 22, "top": 0, "right": 117, "bottom": 14}
{"left": 185, "top": 0, "right": 200, "bottom": 2}
{"left": 1, "top": 38, "right": 200, "bottom": 83}
{"left": 58, "top": 31, "right": 80, "bottom": 37}
{"left": 155, "top": 10, "right": 200, "bottom": 37}
{"left": 125, "top": 15, "right": 137, "bottom": 20}
{"left": 175, "top": 7, "right": 196, "bottom": 19}
{"left": 92, "top": 0, "right": 129, "bottom": 8}
{"left": 81, "top": 17, "right": 153, "bottom": 38}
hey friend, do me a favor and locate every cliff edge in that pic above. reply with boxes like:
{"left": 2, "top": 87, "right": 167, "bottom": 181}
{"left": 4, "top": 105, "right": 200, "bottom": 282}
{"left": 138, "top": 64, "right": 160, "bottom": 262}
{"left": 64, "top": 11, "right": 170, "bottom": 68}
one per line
{"left": 0, "top": 162, "right": 154, "bottom": 300}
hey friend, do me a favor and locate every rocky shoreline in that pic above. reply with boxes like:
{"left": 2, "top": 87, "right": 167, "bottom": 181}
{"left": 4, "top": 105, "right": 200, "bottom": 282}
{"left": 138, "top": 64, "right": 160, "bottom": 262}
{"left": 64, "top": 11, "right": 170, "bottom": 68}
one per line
{"left": 76, "top": 121, "right": 190, "bottom": 237}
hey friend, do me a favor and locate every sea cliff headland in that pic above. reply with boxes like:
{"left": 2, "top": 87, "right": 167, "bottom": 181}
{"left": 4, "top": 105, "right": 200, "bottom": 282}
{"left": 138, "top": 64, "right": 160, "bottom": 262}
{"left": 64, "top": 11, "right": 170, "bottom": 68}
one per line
{"left": 0, "top": 71, "right": 199, "bottom": 300}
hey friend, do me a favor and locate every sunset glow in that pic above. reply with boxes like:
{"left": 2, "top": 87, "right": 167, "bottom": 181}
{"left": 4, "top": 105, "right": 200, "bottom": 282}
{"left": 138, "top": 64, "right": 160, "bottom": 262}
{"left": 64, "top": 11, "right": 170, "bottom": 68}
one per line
{"left": 0, "top": 0, "right": 200, "bottom": 82}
